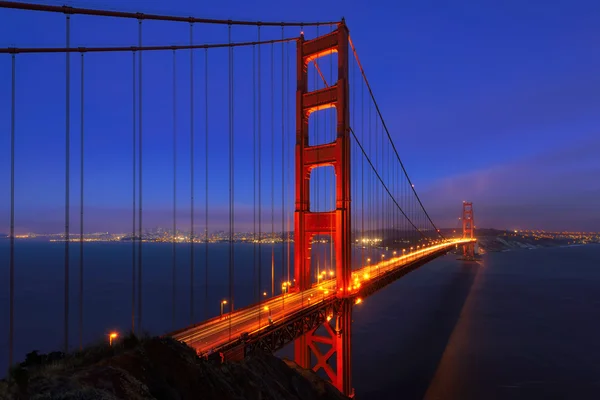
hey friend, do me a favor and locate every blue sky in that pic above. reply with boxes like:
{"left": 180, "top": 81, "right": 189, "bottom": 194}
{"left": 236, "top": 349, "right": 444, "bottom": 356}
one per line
{"left": 0, "top": 0, "right": 599, "bottom": 233}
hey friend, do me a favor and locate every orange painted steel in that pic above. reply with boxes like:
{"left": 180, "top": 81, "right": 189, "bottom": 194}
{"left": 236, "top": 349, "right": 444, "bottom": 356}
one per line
{"left": 293, "top": 20, "right": 353, "bottom": 396}
{"left": 462, "top": 201, "right": 475, "bottom": 258}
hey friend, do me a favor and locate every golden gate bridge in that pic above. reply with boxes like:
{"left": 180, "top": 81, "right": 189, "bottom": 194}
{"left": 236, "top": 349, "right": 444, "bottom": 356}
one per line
{"left": 1, "top": 2, "right": 476, "bottom": 396}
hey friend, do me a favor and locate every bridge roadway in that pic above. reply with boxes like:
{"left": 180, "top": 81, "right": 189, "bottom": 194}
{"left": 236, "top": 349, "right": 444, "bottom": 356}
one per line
{"left": 170, "top": 239, "right": 474, "bottom": 355}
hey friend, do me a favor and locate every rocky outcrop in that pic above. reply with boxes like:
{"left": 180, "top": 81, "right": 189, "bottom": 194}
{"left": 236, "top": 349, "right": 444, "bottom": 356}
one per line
{"left": 0, "top": 336, "right": 348, "bottom": 400}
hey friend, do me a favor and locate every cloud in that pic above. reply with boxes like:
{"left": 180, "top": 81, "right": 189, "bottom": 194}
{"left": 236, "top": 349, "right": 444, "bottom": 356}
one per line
{"left": 418, "top": 138, "right": 600, "bottom": 231}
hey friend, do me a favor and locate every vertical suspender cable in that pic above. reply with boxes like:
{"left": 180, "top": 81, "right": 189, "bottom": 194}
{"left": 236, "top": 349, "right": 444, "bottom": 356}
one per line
{"left": 137, "top": 19, "right": 143, "bottom": 331}
{"left": 257, "top": 25, "right": 262, "bottom": 327}
{"left": 270, "top": 40, "right": 274, "bottom": 298}
{"left": 252, "top": 43, "right": 257, "bottom": 303}
{"left": 189, "top": 23, "right": 195, "bottom": 324}
{"left": 360, "top": 59, "right": 365, "bottom": 268}
{"left": 228, "top": 23, "right": 235, "bottom": 337}
{"left": 329, "top": 26, "right": 333, "bottom": 273}
{"left": 172, "top": 49, "right": 177, "bottom": 330}
{"left": 79, "top": 51, "right": 84, "bottom": 350}
{"left": 280, "top": 26, "right": 285, "bottom": 306}
{"left": 131, "top": 51, "right": 136, "bottom": 334}
{"left": 286, "top": 40, "right": 290, "bottom": 285}
{"left": 64, "top": 13, "right": 71, "bottom": 354}
{"left": 9, "top": 53, "right": 15, "bottom": 369}
{"left": 204, "top": 48, "right": 209, "bottom": 320}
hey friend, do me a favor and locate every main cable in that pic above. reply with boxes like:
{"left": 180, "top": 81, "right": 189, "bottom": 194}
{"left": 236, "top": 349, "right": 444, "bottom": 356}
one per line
{"left": 349, "top": 128, "right": 426, "bottom": 238}
{"left": 348, "top": 37, "right": 444, "bottom": 239}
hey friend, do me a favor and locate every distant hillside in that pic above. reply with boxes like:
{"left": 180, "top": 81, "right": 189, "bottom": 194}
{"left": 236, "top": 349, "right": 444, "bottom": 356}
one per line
{"left": 0, "top": 335, "right": 348, "bottom": 400}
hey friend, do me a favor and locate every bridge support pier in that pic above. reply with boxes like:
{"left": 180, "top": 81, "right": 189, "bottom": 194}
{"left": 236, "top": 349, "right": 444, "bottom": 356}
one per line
{"left": 293, "top": 21, "right": 353, "bottom": 396}
{"left": 294, "top": 300, "right": 353, "bottom": 397}
{"left": 462, "top": 201, "right": 475, "bottom": 259}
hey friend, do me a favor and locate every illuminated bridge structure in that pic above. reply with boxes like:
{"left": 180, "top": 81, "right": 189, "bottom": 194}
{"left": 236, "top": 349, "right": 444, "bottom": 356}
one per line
{"left": 2, "top": 2, "right": 476, "bottom": 396}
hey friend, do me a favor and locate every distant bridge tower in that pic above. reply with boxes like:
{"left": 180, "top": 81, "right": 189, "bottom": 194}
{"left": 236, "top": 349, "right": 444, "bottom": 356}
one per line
{"left": 462, "top": 201, "right": 475, "bottom": 259}
{"left": 293, "top": 21, "right": 353, "bottom": 396}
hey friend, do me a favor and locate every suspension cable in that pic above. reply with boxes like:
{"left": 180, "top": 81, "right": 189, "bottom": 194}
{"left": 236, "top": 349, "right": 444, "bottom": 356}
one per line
{"left": 349, "top": 128, "right": 427, "bottom": 239}
{"left": 348, "top": 36, "right": 444, "bottom": 239}
{"left": 270, "top": 40, "right": 274, "bottom": 298}
{"left": 189, "top": 22, "right": 195, "bottom": 324}
{"left": 172, "top": 49, "right": 177, "bottom": 331}
{"left": 137, "top": 18, "right": 143, "bottom": 330}
{"left": 257, "top": 25, "right": 262, "bottom": 327}
{"left": 286, "top": 39, "right": 291, "bottom": 286}
{"left": 204, "top": 47, "right": 209, "bottom": 321}
{"left": 64, "top": 13, "right": 71, "bottom": 355}
{"left": 280, "top": 25, "right": 285, "bottom": 306}
{"left": 309, "top": 50, "right": 426, "bottom": 241}
{"left": 131, "top": 50, "right": 136, "bottom": 334}
{"left": 9, "top": 52, "right": 15, "bottom": 369}
{"left": 1, "top": 36, "right": 299, "bottom": 54}
{"left": 0, "top": 1, "right": 338, "bottom": 26}
{"left": 253, "top": 42, "right": 257, "bottom": 303}
{"left": 78, "top": 51, "right": 84, "bottom": 350}
{"left": 228, "top": 23, "right": 235, "bottom": 338}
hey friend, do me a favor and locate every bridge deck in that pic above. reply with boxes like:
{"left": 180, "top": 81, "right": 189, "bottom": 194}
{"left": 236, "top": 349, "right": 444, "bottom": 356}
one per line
{"left": 171, "top": 239, "right": 474, "bottom": 355}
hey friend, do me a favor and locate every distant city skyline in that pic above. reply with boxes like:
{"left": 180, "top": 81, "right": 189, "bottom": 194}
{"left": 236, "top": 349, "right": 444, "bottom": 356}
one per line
{"left": 1, "top": 0, "right": 599, "bottom": 233}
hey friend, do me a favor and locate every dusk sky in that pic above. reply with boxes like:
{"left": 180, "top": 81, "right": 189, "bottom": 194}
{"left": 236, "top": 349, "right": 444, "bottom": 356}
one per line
{"left": 0, "top": 0, "right": 599, "bottom": 233}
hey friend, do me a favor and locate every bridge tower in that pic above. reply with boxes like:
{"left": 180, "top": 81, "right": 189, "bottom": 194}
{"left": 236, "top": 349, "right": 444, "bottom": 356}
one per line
{"left": 293, "top": 21, "right": 353, "bottom": 396}
{"left": 462, "top": 201, "right": 475, "bottom": 259}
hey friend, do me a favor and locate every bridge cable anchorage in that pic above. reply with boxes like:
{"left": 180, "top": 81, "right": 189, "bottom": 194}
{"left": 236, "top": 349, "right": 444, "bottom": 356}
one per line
{"left": 9, "top": 52, "right": 15, "bottom": 369}
{"left": 131, "top": 50, "right": 136, "bottom": 334}
{"left": 64, "top": 12, "right": 71, "bottom": 355}
{"left": 189, "top": 22, "right": 195, "bottom": 325}
{"left": 0, "top": 36, "right": 299, "bottom": 54}
{"left": 79, "top": 51, "right": 85, "bottom": 351}
{"left": 172, "top": 48, "right": 177, "bottom": 331}
{"left": 204, "top": 46, "right": 209, "bottom": 321}
{"left": 347, "top": 36, "right": 444, "bottom": 240}
{"left": 138, "top": 18, "right": 143, "bottom": 331}
{"left": 0, "top": 1, "right": 338, "bottom": 26}
{"left": 349, "top": 128, "right": 428, "bottom": 239}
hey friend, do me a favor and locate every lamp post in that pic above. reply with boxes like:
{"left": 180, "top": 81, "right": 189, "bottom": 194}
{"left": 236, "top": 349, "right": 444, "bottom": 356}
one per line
{"left": 109, "top": 332, "right": 118, "bottom": 346}
{"left": 220, "top": 300, "right": 228, "bottom": 319}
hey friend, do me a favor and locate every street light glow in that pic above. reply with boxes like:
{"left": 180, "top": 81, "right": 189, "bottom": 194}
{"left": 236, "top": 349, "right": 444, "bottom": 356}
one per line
{"left": 109, "top": 332, "right": 118, "bottom": 346}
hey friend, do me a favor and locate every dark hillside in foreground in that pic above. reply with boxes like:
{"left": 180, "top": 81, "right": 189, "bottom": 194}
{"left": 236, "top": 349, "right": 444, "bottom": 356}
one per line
{"left": 0, "top": 335, "right": 348, "bottom": 400}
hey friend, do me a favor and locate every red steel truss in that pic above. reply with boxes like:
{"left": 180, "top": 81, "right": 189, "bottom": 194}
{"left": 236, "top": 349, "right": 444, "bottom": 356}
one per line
{"left": 293, "top": 20, "right": 353, "bottom": 396}
{"left": 462, "top": 201, "right": 475, "bottom": 259}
